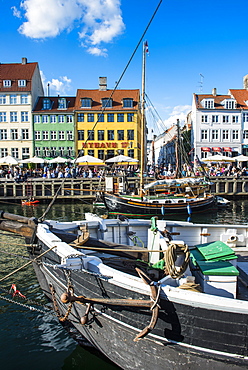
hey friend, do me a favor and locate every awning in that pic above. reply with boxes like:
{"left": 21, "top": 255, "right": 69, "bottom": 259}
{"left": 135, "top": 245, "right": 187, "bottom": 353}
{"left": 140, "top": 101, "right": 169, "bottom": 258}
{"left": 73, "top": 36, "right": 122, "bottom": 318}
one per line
{"left": 201, "top": 147, "right": 211, "bottom": 152}
{"left": 223, "top": 147, "right": 232, "bottom": 152}
{"left": 212, "top": 147, "right": 221, "bottom": 152}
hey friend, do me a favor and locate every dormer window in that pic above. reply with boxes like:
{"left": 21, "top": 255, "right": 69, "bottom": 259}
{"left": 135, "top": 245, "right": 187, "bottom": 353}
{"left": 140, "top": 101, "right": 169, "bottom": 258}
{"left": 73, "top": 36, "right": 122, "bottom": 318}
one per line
{"left": 58, "top": 98, "right": 66, "bottom": 109}
{"left": 42, "top": 98, "right": 51, "bottom": 110}
{"left": 101, "top": 98, "right": 112, "bottom": 108}
{"left": 3, "top": 80, "right": 11, "bottom": 87}
{"left": 18, "top": 80, "right": 26, "bottom": 87}
{"left": 224, "top": 99, "right": 236, "bottom": 109}
{"left": 123, "top": 98, "right": 133, "bottom": 108}
{"left": 203, "top": 99, "right": 214, "bottom": 109}
{"left": 81, "top": 98, "right": 92, "bottom": 108}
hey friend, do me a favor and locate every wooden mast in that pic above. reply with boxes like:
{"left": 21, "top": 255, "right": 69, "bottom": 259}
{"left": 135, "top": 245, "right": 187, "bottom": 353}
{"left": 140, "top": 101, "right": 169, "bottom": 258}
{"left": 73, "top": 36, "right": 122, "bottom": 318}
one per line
{"left": 140, "top": 41, "right": 146, "bottom": 197}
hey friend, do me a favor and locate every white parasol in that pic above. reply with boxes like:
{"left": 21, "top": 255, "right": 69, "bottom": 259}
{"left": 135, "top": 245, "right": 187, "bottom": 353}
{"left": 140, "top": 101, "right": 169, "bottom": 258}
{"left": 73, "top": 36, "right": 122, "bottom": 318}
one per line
{"left": 74, "top": 155, "right": 104, "bottom": 165}
{"left": 105, "top": 155, "right": 139, "bottom": 163}
{"left": 20, "top": 156, "right": 46, "bottom": 164}
{"left": 0, "top": 155, "right": 19, "bottom": 165}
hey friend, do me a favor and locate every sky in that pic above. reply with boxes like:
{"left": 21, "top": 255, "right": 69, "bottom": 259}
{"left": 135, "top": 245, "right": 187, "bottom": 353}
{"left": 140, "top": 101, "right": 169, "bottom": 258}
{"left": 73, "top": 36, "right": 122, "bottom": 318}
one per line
{"left": 1, "top": 0, "right": 248, "bottom": 137}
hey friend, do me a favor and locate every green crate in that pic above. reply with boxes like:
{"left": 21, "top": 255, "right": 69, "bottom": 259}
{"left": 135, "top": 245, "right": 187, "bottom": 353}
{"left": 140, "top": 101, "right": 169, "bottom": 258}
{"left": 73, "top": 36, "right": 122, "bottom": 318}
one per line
{"left": 196, "top": 260, "right": 239, "bottom": 276}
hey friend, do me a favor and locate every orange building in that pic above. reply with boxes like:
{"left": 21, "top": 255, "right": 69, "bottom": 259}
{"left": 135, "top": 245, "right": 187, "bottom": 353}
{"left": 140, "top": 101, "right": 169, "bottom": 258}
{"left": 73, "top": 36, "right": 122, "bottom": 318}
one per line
{"left": 74, "top": 77, "right": 141, "bottom": 161}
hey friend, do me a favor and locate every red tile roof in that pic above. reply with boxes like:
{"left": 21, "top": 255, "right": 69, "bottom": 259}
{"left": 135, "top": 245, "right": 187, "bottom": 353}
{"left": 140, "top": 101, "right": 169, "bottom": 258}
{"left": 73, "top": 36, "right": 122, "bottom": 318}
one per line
{"left": 0, "top": 62, "right": 38, "bottom": 92}
{"left": 33, "top": 96, "right": 76, "bottom": 112}
{"left": 229, "top": 89, "right": 248, "bottom": 109}
{"left": 193, "top": 93, "right": 231, "bottom": 109}
{"left": 75, "top": 89, "right": 140, "bottom": 110}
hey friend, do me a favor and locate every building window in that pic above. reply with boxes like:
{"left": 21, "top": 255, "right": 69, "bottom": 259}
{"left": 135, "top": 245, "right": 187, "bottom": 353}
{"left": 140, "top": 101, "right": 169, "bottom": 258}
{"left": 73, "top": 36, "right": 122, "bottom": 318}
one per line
{"left": 51, "top": 131, "right": 57, "bottom": 140}
{"left": 223, "top": 115, "right": 229, "bottom": 123}
{"left": 117, "top": 113, "right": 124, "bottom": 122}
{"left": 98, "top": 113, "right": 104, "bottom": 122}
{"left": 87, "top": 113, "right": 94, "bottom": 122}
{"left": 127, "top": 130, "right": 134, "bottom": 140}
{"left": 81, "top": 98, "right": 91, "bottom": 108}
{"left": 67, "top": 147, "right": 73, "bottom": 156}
{"left": 11, "top": 129, "right": 18, "bottom": 140}
{"left": 42, "top": 115, "right": 49, "bottom": 123}
{"left": 88, "top": 150, "right": 95, "bottom": 156}
{"left": 3, "top": 80, "right": 11, "bottom": 87}
{"left": 58, "top": 147, "right": 65, "bottom": 156}
{"left": 101, "top": 98, "right": 112, "bottom": 108}
{"left": 42, "top": 131, "right": 49, "bottom": 140}
{"left": 243, "top": 130, "right": 248, "bottom": 139}
{"left": 58, "top": 131, "right": 65, "bottom": 140}
{"left": 201, "top": 130, "right": 208, "bottom": 140}
{"left": 10, "top": 95, "right": 17, "bottom": 104}
{"left": 0, "top": 129, "right": 7, "bottom": 140}
{"left": 201, "top": 115, "right": 208, "bottom": 123}
{"left": 11, "top": 148, "right": 18, "bottom": 158}
{"left": 58, "top": 98, "right": 66, "bottom": 109}
{"left": 232, "top": 116, "right": 239, "bottom": 123}
{"left": 212, "top": 115, "right": 219, "bottom": 123}
{"left": 21, "top": 129, "right": 29, "bottom": 140}
{"left": 42, "top": 147, "right": 50, "bottom": 157}
{"left": 127, "top": 113, "right": 134, "bottom": 122}
{"left": 0, "top": 148, "right": 8, "bottom": 157}
{"left": 98, "top": 130, "right": 104, "bottom": 140}
{"left": 232, "top": 130, "right": 239, "bottom": 140}
{"left": 21, "top": 94, "right": 28, "bottom": 104}
{"left": 34, "top": 115, "right": 40, "bottom": 123}
{"left": 58, "top": 115, "right": 64, "bottom": 123}
{"left": 222, "top": 129, "right": 229, "bottom": 140}
{"left": 21, "top": 111, "right": 29, "bottom": 122}
{"left": 98, "top": 150, "right": 104, "bottom": 160}
{"left": 0, "top": 95, "right": 6, "bottom": 104}
{"left": 243, "top": 113, "right": 248, "bottom": 122}
{"left": 22, "top": 147, "right": 29, "bottom": 159}
{"left": 50, "top": 115, "right": 56, "bottom": 123}
{"left": 212, "top": 130, "right": 218, "bottom": 140}
{"left": 107, "top": 113, "right": 114, "bottom": 122}
{"left": 35, "top": 131, "right": 41, "bottom": 140}
{"left": 67, "top": 131, "right": 73, "bottom": 140}
{"left": 123, "top": 98, "right": 133, "bottom": 108}
{"left": 50, "top": 147, "right": 57, "bottom": 156}
{"left": 35, "top": 147, "right": 41, "bottom": 156}
{"left": 78, "top": 130, "right": 84, "bottom": 140}
{"left": 106, "top": 150, "right": 114, "bottom": 159}
{"left": 66, "top": 115, "right": 73, "bottom": 123}
{"left": 204, "top": 100, "right": 214, "bottom": 109}
{"left": 128, "top": 149, "right": 134, "bottom": 158}
{"left": 10, "top": 112, "right": 18, "bottom": 122}
{"left": 43, "top": 98, "right": 51, "bottom": 109}
{"left": 225, "top": 100, "right": 236, "bottom": 109}
{"left": 78, "top": 113, "right": 84, "bottom": 122}
{"left": 87, "top": 130, "right": 94, "bottom": 140}
{"left": 117, "top": 130, "right": 124, "bottom": 140}
{"left": 0, "top": 112, "right": 6, "bottom": 122}
{"left": 107, "top": 130, "right": 114, "bottom": 140}
{"left": 18, "top": 80, "right": 26, "bottom": 87}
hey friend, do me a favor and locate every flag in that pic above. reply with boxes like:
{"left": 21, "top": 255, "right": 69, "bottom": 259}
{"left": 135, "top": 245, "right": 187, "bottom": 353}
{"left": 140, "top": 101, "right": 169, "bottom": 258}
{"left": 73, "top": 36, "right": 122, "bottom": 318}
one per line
{"left": 145, "top": 41, "right": 149, "bottom": 55}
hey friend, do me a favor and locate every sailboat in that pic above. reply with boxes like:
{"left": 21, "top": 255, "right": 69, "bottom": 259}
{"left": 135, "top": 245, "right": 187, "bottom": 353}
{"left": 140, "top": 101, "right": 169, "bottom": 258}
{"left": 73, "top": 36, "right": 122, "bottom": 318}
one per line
{"left": 103, "top": 44, "right": 216, "bottom": 218}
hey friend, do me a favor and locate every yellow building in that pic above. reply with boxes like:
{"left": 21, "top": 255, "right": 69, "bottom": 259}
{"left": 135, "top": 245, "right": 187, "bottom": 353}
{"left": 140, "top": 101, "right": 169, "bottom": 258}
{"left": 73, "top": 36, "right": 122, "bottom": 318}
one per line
{"left": 74, "top": 77, "right": 141, "bottom": 162}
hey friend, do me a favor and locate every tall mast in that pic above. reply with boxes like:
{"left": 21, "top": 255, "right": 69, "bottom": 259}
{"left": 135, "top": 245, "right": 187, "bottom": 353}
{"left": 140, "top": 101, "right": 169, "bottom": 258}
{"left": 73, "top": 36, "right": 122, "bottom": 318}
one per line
{"left": 140, "top": 41, "right": 146, "bottom": 196}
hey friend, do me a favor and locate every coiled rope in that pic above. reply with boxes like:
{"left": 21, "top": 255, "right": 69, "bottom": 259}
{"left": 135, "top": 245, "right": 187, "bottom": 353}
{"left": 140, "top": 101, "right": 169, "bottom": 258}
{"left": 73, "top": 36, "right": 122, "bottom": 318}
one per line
{"left": 163, "top": 243, "right": 190, "bottom": 279}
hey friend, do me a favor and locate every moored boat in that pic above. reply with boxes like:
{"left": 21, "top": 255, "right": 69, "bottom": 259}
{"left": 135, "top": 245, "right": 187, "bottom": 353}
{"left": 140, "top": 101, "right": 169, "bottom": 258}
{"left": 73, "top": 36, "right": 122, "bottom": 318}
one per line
{"left": 0, "top": 211, "right": 248, "bottom": 369}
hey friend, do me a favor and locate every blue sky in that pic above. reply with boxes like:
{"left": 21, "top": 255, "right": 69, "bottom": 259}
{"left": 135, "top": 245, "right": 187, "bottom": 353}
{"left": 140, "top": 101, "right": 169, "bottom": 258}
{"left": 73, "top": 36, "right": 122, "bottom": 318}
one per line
{"left": 1, "top": 0, "right": 248, "bottom": 136}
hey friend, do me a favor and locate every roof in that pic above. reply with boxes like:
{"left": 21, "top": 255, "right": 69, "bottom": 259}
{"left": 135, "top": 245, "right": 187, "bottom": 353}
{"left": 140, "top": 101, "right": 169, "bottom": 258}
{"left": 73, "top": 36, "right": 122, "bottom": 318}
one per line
{"left": 74, "top": 89, "right": 140, "bottom": 110}
{"left": 229, "top": 89, "right": 248, "bottom": 110}
{"left": 193, "top": 93, "right": 232, "bottom": 109}
{"left": 33, "top": 96, "right": 76, "bottom": 113}
{"left": 0, "top": 61, "right": 38, "bottom": 92}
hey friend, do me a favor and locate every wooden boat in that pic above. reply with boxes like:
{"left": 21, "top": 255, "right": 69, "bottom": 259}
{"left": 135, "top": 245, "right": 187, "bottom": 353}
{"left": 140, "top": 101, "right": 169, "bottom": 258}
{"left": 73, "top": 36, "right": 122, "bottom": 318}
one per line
{"left": 0, "top": 211, "right": 247, "bottom": 369}
{"left": 21, "top": 199, "right": 40, "bottom": 206}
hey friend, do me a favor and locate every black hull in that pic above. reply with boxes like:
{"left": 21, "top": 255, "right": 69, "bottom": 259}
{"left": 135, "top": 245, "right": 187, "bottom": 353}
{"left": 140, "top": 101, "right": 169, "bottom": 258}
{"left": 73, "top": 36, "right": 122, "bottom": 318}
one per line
{"left": 103, "top": 193, "right": 216, "bottom": 217}
{"left": 31, "top": 244, "right": 248, "bottom": 370}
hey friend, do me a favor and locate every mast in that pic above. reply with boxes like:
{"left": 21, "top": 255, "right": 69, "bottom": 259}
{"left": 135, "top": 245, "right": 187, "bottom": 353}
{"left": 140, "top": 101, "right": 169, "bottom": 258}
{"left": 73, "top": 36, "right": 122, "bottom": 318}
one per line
{"left": 175, "top": 119, "right": 182, "bottom": 178}
{"left": 140, "top": 41, "right": 147, "bottom": 197}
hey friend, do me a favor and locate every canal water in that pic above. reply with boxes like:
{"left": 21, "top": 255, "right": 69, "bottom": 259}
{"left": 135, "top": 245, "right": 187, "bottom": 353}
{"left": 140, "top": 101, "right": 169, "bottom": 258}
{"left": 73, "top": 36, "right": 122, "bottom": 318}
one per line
{"left": 0, "top": 200, "right": 248, "bottom": 370}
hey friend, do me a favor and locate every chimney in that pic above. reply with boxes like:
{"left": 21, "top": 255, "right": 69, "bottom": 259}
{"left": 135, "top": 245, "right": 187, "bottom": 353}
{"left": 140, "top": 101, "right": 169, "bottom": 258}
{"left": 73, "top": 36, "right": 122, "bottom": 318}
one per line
{"left": 99, "top": 77, "right": 107, "bottom": 91}
{"left": 243, "top": 75, "right": 248, "bottom": 90}
{"left": 212, "top": 88, "right": 217, "bottom": 96}
{"left": 22, "top": 57, "right": 27, "bottom": 65}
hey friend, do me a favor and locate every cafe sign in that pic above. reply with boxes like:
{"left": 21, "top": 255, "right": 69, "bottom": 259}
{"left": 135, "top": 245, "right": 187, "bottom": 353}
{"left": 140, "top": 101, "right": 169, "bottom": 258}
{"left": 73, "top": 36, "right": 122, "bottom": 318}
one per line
{"left": 82, "top": 142, "right": 129, "bottom": 149}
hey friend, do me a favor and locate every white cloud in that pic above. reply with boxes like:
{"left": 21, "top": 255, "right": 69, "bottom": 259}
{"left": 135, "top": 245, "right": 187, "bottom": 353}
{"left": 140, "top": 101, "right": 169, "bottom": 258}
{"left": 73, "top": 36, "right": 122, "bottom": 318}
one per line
{"left": 163, "top": 105, "right": 191, "bottom": 127}
{"left": 15, "top": 0, "right": 125, "bottom": 56}
{"left": 41, "top": 71, "right": 72, "bottom": 95}
{"left": 11, "top": 6, "right": 22, "bottom": 18}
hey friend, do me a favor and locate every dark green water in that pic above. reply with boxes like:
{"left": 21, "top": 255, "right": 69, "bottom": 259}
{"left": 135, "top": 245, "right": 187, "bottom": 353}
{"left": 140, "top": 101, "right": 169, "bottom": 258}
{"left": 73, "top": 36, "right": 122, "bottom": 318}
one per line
{"left": 0, "top": 199, "right": 247, "bottom": 369}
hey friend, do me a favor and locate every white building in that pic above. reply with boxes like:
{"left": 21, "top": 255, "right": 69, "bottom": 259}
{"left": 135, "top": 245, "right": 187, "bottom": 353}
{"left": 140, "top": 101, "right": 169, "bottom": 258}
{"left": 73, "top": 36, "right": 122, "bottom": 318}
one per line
{"left": 191, "top": 76, "right": 248, "bottom": 160}
{"left": 0, "top": 58, "right": 44, "bottom": 160}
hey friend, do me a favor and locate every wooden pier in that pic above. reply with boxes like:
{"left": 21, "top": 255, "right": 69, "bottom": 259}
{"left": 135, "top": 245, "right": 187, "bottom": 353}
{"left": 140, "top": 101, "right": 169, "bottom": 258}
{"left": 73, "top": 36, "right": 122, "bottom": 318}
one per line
{"left": 0, "top": 176, "right": 248, "bottom": 202}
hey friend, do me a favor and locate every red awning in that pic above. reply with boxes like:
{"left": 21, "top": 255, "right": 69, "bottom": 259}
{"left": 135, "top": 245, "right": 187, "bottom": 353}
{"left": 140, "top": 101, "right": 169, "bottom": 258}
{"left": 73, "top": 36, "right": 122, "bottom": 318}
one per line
{"left": 201, "top": 147, "right": 211, "bottom": 152}
{"left": 212, "top": 147, "right": 221, "bottom": 152}
{"left": 223, "top": 147, "right": 232, "bottom": 152}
